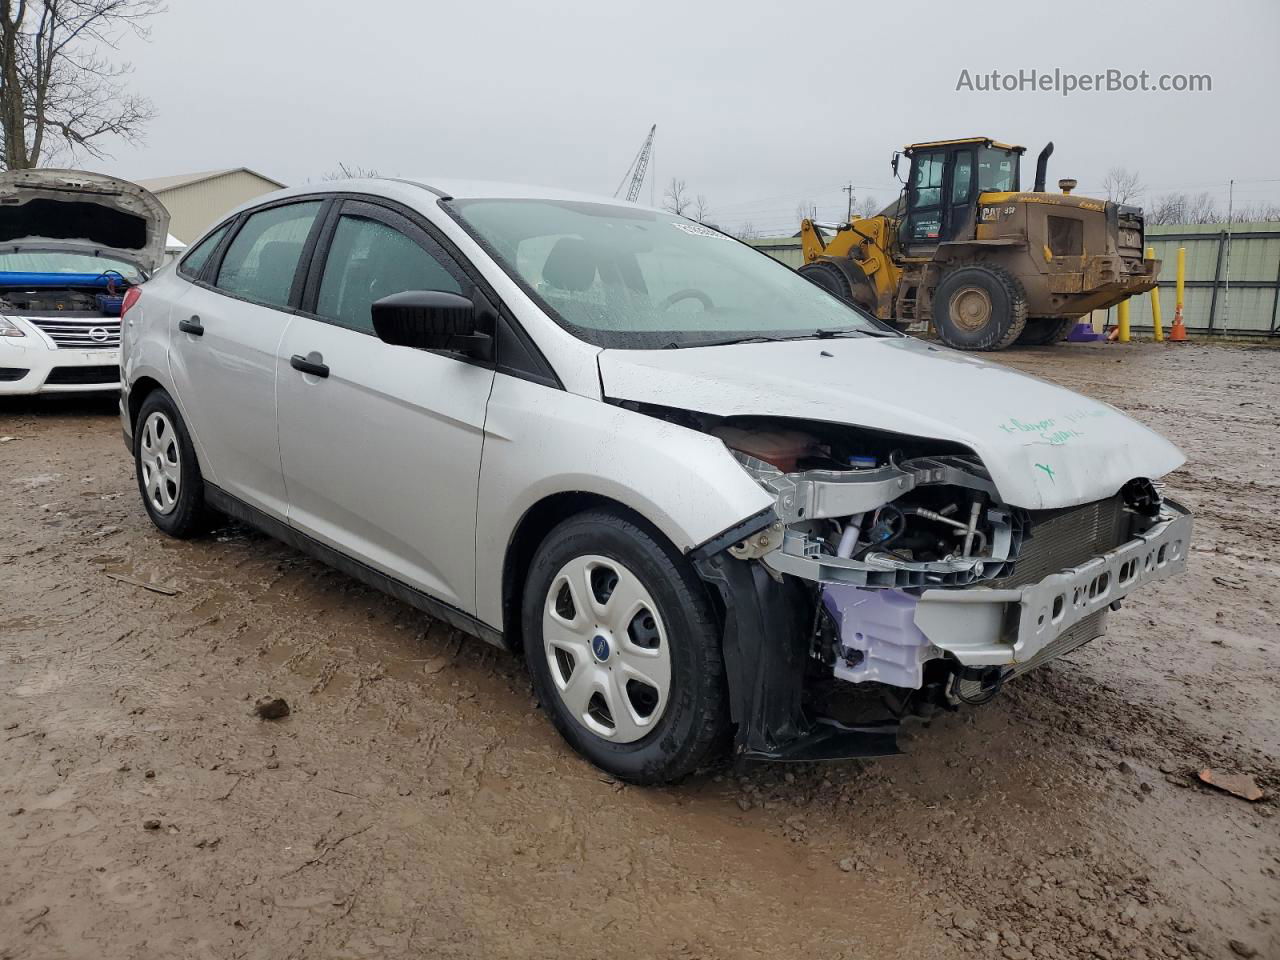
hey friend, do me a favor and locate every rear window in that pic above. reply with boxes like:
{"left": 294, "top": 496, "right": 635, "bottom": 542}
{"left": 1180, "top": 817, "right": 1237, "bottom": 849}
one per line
{"left": 178, "top": 223, "right": 231, "bottom": 280}
{"left": 214, "top": 202, "right": 322, "bottom": 308}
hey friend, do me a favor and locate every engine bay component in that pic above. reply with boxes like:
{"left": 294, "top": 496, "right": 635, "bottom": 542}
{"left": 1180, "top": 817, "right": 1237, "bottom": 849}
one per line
{"left": 821, "top": 585, "right": 937, "bottom": 689}
{"left": 731, "top": 446, "right": 1019, "bottom": 588}
{"left": 711, "top": 425, "right": 823, "bottom": 473}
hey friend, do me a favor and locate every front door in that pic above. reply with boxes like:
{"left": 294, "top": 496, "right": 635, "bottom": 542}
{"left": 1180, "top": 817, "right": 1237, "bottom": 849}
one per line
{"left": 167, "top": 200, "right": 324, "bottom": 520}
{"left": 902, "top": 147, "right": 976, "bottom": 251}
{"left": 275, "top": 200, "right": 494, "bottom": 613}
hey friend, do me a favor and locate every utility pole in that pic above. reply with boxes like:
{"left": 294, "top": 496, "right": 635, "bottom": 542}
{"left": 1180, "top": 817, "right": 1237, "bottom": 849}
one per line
{"left": 843, "top": 183, "right": 855, "bottom": 222}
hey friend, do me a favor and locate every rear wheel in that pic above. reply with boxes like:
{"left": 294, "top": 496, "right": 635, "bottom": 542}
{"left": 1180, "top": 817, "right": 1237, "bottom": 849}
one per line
{"left": 932, "top": 264, "right": 1027, "bottom": 351}
{"left": 1014, "top": 317, "right": 1075, "bottom": 346}
{"left": 522, "top": 510, "right": 728, "bottom": 784}
{"left": 134, "top": 389, "right": 209, "bottom": 538}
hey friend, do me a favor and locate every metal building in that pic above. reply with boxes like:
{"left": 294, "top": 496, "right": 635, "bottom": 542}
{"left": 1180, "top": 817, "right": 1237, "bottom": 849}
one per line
{"left": 135, "top": 168, "right": 286, "bottom": 244}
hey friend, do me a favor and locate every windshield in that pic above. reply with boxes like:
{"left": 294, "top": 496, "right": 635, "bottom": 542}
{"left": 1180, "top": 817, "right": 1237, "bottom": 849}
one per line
{"left": 449, "top": 198, "right": 884, "bottom": 349}
{"left": 0, "top": 251, "right": 143, "bottom": 281}
{"left": 977, "top": 147, "right": 1020, "bottom": 192}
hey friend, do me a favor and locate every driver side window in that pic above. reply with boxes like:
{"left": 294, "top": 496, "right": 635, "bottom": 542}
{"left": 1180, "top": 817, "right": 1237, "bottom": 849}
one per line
{"left": 314, "top": 212, "right": 461, "bottom": 333}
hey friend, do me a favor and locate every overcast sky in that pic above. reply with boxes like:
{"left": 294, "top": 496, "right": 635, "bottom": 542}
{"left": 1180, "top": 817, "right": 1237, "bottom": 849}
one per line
{"left": 98, "top": 0, "right": 1279, "bottom": 235}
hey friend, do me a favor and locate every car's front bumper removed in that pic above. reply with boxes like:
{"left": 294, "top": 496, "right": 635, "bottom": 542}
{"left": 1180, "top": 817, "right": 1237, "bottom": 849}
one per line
{"left": 695, "top": 498, "right": 1191, "bottom": 764}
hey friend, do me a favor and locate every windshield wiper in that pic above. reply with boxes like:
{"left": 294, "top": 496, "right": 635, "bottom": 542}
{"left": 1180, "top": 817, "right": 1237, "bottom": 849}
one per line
{"left": 660, "top": 328, "right": 897, "bottom": 349}
{"left": 814, "top": 327, "right": 900, "bottom": 339}
{"left": 662, "top": 335, "right": 780, "bottom": 348}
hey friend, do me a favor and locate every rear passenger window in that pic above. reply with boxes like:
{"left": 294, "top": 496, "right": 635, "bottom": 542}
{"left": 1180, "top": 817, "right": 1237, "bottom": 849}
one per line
{"left": 215, "top": 201, "right": 322, "bottom": 308}
{"left": 315, "top": 214, "right": 461, "bottom": 333}
{"left": 178, "top": 222, "right": 230, "bottom": 280}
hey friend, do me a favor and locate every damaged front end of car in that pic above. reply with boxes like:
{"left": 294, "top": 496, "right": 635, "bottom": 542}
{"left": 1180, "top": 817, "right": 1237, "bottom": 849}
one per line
{"left": 671, "top": 412, "right": 1193, "bottom": 763}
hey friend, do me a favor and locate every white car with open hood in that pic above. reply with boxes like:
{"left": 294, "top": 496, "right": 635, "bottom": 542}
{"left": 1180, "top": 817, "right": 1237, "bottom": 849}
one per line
{"left": 119, "top": 179, "right": 1191, "bottom": 783}
{"left": 0, "top": 169, "right": 169, "bottom": 394}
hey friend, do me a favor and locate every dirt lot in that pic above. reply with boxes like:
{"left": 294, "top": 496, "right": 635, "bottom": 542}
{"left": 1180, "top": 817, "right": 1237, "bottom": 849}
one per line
{"left": 1, "top": 340, "right": 1277, "bottom": 960}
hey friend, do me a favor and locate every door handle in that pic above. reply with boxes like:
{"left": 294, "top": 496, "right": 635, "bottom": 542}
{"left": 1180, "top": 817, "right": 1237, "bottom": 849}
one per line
{"left": 178, "top": 316, "right": 204, "bottom": 336}
{"left": 290, "top": 353, "right": 329, "bottom": 378}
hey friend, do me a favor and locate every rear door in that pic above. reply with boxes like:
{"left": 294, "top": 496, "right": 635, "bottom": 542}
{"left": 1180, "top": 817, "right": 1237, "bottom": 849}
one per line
{"left": 167, "top": 199, "right": 325, "bottom": 519}
{"left": 275, "top": 199, "right": 494, "bottom": 612}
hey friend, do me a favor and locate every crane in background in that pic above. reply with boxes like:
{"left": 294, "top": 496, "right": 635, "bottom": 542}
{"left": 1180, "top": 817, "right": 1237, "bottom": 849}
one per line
{"left": 613, "top": 124, "right": 656, "bottom": 204}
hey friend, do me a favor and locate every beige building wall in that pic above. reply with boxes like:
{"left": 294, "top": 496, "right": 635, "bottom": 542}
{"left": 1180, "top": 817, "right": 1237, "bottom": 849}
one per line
{"left": 145, "top": 170, "right": 284, "bottom": 244}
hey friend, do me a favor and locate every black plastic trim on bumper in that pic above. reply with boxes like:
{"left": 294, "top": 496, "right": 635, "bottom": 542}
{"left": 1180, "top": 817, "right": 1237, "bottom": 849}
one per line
{"left": 693, "top": 550, "right": 900, "bottom": 763}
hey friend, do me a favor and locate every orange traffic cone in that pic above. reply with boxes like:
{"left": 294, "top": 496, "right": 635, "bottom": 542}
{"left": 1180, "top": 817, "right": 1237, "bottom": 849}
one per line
{"left": 1169, "top": 303, "right": 1188, "bottom": 342}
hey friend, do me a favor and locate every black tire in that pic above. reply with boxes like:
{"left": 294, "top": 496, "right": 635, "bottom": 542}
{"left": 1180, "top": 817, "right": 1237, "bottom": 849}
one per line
{"left": 1014, "top": 317, "right": 1075, "bottom": 346}
{"left": 521, "top": 509, "right": 729, "bottom": 784}
{"left": 932, "top": 264, "right": 1028, "bottom": 351}
{"left": 133, "top": 389, "right": 209, "bottom": 538}
{"left": 799, "top": 259, "right": 876, "bottom": 313}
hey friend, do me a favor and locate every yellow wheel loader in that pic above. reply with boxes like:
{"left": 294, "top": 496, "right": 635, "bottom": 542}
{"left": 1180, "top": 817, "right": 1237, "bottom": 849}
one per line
{"left": 799, "top": 138, "right": 1159, "bottom": 350}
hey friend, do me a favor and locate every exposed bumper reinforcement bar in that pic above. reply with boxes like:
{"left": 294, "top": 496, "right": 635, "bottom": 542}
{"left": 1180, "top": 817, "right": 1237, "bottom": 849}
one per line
{"left": 913, "top": 498, "right": 1192, "bottom": 666}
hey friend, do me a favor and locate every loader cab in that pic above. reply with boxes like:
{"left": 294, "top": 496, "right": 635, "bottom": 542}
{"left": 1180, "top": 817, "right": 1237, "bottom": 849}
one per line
{"left": 899, "top": 138, "right": 1023, "bottom": 253}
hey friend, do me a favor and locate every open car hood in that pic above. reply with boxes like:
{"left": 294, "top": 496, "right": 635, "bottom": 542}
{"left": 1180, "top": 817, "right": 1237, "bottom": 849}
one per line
{"left": 0, "top": 168, "right": 170, "bottom": 274}
{"left": 598, "top": 335, "right": 1185, "bottom": 510}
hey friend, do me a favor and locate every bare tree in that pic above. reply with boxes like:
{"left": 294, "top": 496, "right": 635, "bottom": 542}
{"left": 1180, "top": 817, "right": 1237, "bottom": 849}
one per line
{"left": 1236, "top": 202, "right": 1280, "bottom": 223}
{"left": 322, "top": 162, "right": 381, "bottom": 181}
{"left": 734, "top": 221, "right": 759, "bottom": 241}
{"left": 794, "top": 200, "right": 818, "bottom": 222}
{"left": 1187, "top": 191, "right": 1220, "bottom": 224}
{"left": 856, "top": 194, "right": 881, "bottom": 219}
{"left": 1139, "top": 190, "right": 1280, "bottom": 226}
{"left": 662, "top": 177, "right": 692, "bottom": 216}
{"left": 693, "top": 193, "right": 711, "bottom": 224}
{"left": 1102, "top": 167, "right": 1144, "bottom": 205}
{"left": 0, "top": 0, "right": 163, "bottom": 169}
{"left": 1147, "top": 192, "right": 1188, "bottom": 225}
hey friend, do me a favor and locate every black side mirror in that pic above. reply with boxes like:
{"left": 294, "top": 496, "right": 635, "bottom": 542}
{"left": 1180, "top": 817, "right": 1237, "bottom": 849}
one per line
{"left": 891, "top": 151, "right": 901, "bottom": 179}
{"left": 371, "top": 289, "right": 494, "bottom": 361}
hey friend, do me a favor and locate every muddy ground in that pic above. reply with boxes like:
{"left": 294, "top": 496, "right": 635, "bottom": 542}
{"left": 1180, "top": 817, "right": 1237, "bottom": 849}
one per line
{"left": 1, "top": 340, "right": 1277, "bottom": 960}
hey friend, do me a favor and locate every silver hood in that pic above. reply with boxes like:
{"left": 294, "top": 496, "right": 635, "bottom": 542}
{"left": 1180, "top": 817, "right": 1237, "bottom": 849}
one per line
{"left": 0, "top": 168, "right": 170, "bottom": 274}
{"left": 598, "top": 335, "right": 1185, "bottom": 510}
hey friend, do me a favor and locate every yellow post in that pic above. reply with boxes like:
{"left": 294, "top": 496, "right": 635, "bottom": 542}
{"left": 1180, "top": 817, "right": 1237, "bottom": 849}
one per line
{"left": 1170, "top": 246, "right": 1188, "bottom": 341}
{"left": 1176, "top": 246, "right": 1186, "bottom": 314}
{"left": 1147, "top": 247, "right": 1163, "bottom": 341}
{"left": 1117, "top": 298, "right": 1130, "bottom": 343}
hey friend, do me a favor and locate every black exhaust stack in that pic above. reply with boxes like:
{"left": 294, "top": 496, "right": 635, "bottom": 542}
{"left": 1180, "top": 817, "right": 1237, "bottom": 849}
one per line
{"left": 1033, "top": 142, "right": 1054, "bottom": 193}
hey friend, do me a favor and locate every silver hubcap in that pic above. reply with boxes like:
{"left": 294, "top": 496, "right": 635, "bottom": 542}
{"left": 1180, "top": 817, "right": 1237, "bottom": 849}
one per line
{"left": 139, "top": 411, "right": 181, "bottom": 515}
{"left": 542, "top": 554, "right": 671, "bottom": 743}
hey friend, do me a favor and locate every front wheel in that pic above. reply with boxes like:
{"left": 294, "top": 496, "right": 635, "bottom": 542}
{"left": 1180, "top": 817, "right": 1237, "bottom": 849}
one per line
{"left": 134, "top": 389, "right": 209, "bottom": 538}
{"left": 932, "top": 264, "right": 1028, "bottom": 351}
{"left": 798, "top": 259, "right": 877, "bottom": 313}
{"left": 522, "top": 510, "right": 729, "bottom": 784}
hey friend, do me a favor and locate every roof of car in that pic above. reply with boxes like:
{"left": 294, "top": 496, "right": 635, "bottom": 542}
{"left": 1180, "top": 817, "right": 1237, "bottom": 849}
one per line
{"left": 214, "top": 177, "right": 667, "bottom": 230}
{"left": 330, "top": 176, "right": 661, "bottom": 209}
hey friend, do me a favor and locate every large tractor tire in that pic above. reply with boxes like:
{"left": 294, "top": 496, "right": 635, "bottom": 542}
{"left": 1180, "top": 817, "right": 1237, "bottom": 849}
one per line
{"left": 799, "top": 259, "right": 878, "bottom": 315}
{"left": 932, "top": 264, "right": 1028, "bottom": 351}
{"left": 1014, "top": 317, "right": 1075, "bottom": 346}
